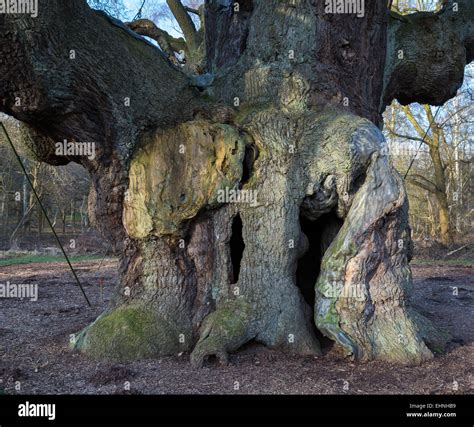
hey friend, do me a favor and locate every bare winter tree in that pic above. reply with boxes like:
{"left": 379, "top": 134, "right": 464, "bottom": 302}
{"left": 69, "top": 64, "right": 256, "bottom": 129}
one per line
{"left": 0, "top": 0, "right": 472, "bottom": 366}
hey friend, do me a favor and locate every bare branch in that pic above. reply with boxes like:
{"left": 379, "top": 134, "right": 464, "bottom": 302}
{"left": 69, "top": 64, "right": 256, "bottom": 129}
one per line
{"left": 386, "top": 128, "right": 429, "bottom": 145}
{"left": 184, "top": 6, "right": 200, "bottom": 15}
{"left": 166, "top": 0, "right": 199, "bottom": 50}
{"left": 127, "top": 19, "right": 188, "bottom": 60}
{"left": 407, "top": 176, "right": 438, "bottom": 193}
{"left": 132, "top": 0, "right": 146, "bottom": 20}
{"left": 402, "top": 106, "right": 434, "bottom": 146}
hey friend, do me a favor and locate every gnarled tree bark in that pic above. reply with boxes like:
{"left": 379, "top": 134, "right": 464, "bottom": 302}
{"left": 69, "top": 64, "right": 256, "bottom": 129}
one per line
{"left": 0, "top": 0, "right": 472, "bottom": 366}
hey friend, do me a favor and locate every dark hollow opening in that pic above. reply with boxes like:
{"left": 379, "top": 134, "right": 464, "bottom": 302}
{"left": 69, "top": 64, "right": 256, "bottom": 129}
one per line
{"left": 296, "top": 212, "right": 343, "bottom": 349}
{"left": 240, "top": 144, "right": 259, "bottom": 188}
{"left": 230, "top": 214, "right": 245, "bottom": 284}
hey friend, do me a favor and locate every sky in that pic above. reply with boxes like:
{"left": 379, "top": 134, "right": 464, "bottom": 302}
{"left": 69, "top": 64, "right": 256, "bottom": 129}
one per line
{"left": 123, "top": 0, "right": 151, "bottom": 17}
{"left": 123, "top": 0, "right": 184, "bottom": 36}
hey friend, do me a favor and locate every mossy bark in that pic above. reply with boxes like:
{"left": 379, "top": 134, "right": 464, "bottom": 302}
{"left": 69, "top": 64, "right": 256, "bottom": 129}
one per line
{"left": 74, "top": 305, "right": 185, "bottom": 361}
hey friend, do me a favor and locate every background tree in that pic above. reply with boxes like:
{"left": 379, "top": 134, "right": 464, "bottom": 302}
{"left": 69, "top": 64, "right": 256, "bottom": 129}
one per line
{"left": 0, "top": 114, "right": 92, "bottom": 250}
{"left": 384, "top": 68, "right": 473, "bottom": 246}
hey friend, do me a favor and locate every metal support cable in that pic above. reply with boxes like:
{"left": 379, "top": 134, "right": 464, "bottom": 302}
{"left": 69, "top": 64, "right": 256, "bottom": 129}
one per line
{"left": 0, "top": 122, "right": 91, "bottom": 307}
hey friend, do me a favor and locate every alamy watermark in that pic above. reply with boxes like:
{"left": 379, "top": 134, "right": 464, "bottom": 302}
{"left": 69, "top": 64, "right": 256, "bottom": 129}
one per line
{"left": 217, "top": 187, "right": 258, "bottom": 207}
{"left": 321, "top": 281, "right": 365, "bottom": 301}
{"left": 55, "top": 139, "right": 96, "bottom": 160}
{"left": 325, "top": 0, "right": 365, "bottom": 18}
{"left": 0, "top": 281, "right": 38, "bottom": 302}
{"left": 18, "top": 402, "right": 55, "bottom": 421}
{"left": 0, "top": 0, "right": 38, "bottom": 18}
{"left": 390, "top": 144, "right": 474, "bottom": 158}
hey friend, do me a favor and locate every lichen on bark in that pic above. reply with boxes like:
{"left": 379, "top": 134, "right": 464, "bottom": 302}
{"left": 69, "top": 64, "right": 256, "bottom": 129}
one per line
{"left": 123, "top": 121, "right": 247, "bottom": 238}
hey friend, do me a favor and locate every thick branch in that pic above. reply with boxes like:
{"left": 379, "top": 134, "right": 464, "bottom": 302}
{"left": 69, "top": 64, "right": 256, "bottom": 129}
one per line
{"left": 407, "top": 175, "right": 438, "bottom": 193}
{"left": 127, "top": 19, "right": 188, "bottom": 59}
{"left": 402, "top": 106, "right": 434, "bottom": 146}
{"left": 166, "top": 0, "right": 199, "bottom": 51}
{"left": 0, "top": 0, "right": 200, "bottom": 164}
{"left": 383, "top": 0, "right": 474, "bottom": 108}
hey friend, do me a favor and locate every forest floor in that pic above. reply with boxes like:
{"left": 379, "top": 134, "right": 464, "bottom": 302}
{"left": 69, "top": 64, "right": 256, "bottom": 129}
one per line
{"left": 0, "top": 257, "right": 472, "bottom": 395}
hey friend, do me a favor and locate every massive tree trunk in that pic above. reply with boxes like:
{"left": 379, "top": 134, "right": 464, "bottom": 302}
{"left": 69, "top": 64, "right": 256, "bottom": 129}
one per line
{"left": 1, "top": 0, "right": 472, "bottom": 366}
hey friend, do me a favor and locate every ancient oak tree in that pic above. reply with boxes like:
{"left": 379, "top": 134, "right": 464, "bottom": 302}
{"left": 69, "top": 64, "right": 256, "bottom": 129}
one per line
{"left": 0, "top": 0, "right": 472, "bottom": 366}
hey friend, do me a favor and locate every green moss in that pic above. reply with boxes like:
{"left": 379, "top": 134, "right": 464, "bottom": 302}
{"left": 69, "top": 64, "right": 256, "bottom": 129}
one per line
{"left": 74, "top": 305, "right": 184, "bottom": 361}
{"left": 319, "top": 302, "right": 339, "bottom": 327}
{"left": 190, "top": 299, "right": 253, "bottom": 366}
{"left": 411, "top": 258, "right": 473, "bottom": 267}
{"left": 314, "top": 230, "right": 358, "bottom": 345}
{"left": 0, "top": 254, "right": 103, "bottom": 267}
{"left": 203, "top": 299, "right": 252, "bottom": 339}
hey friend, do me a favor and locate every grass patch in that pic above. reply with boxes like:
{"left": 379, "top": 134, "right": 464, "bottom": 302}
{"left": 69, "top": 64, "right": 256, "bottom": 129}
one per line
{"left": 411, "top": 258, "right": 473, "bottom": 267}
{"left": 0, "top": 254, "right": 102, "bottom": 267}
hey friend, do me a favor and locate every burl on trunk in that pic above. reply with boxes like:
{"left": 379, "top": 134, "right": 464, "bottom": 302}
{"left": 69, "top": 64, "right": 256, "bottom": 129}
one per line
{"left": 0, "top": 0, "right": 472, "bottom": 366}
